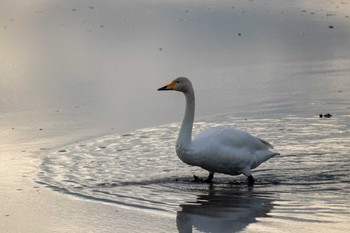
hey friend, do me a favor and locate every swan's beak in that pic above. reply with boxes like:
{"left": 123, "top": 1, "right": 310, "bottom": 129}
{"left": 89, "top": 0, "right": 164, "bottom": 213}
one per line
{"left": 157, "top": 81, "right": 176, "bottom": 91}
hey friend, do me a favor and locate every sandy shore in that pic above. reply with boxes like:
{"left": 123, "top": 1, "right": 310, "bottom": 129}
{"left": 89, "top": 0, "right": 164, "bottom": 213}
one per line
{"left": 0, "top": 128, "right": 175, "bottom": 233}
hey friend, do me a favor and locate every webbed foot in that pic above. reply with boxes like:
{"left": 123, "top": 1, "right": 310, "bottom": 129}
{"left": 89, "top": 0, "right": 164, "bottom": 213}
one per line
{"left": 192, "top": 175, "right": 203, "bottom": 182}
{"left": 192, "top": 172, "right": 215, "bottom": 183}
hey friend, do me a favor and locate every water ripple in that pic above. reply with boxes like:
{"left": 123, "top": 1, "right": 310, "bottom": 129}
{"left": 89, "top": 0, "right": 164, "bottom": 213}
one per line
{"left": 37, "top": 114, "right": 350, "bottom": 224}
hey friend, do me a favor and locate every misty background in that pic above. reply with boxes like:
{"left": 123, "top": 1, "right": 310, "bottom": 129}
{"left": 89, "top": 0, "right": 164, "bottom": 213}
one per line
{"left": 1, "top": 0, "right": 349, "bottom": 135}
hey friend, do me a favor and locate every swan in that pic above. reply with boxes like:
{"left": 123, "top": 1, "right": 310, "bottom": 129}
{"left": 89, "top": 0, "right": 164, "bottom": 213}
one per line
{"left": 158, "top": 77, "right": 278, "bottom": 186}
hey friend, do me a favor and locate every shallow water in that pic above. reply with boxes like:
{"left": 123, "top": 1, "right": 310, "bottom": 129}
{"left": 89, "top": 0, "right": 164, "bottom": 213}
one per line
{"left": 37, "top": 113, "right": 350, "bottom": 232}
{"left": 1, "top": 0, "right": 350, "bottom": 232}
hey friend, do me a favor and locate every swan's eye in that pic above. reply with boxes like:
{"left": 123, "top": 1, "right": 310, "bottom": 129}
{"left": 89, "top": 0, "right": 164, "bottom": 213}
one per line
{"left": 176, "top": 81, "right": 180, "bottom": 83}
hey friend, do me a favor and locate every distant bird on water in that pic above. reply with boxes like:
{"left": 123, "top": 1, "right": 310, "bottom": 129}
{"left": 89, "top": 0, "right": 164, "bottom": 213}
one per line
{"left": 158, "top": 77, "right": 278, "bottom": 186}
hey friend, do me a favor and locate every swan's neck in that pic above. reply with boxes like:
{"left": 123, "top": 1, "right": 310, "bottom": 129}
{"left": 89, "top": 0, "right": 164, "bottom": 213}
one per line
{"left": 177, "top": 89, "right": 195, "bottom": 150}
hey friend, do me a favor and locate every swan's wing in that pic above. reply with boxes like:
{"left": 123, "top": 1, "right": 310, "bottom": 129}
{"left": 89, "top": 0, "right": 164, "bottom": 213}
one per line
{"left": 193, "top": 126, "right": 274, "bottom": 151}
{"left": 190, "top": 126, "right": 277, "bottom": 174}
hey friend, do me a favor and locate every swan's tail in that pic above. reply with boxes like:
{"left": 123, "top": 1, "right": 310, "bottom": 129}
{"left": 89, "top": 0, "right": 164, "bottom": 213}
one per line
{"left": 258, "top": 137, "right": 274, "bottom": 149}
{"left": 254, "top": 151, "right": 279, "bottom": 169}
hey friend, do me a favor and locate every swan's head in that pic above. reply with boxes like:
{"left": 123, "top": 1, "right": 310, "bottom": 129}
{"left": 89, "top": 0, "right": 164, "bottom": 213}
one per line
{"left": 157, "top": 77, "right": 192, "bottom": 93}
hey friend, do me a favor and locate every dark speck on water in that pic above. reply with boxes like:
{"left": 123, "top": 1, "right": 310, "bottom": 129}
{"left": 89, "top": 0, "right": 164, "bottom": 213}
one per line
{"left": 122, "top": 133, "right": 133, "bottom": 137}
{"left": 319, "top": 113, "right": 332, "bottom": 118}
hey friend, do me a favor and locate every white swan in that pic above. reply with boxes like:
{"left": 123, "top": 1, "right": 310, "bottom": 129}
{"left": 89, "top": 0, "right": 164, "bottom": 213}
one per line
{"left": 158, "top": 77, "right": 278, "bottom": 185}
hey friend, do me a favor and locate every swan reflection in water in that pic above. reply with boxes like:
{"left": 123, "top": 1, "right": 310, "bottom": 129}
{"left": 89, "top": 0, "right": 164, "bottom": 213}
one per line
{"left": 177, "top": 186, "right": 274, "bottom": 233}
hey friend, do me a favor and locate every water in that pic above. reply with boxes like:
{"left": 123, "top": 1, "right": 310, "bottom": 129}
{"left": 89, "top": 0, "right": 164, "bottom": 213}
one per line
{"left": 33, "top": 55, "right": 350, "bottom": 232}
{"left": 35, "top": 58, "right": 350, "bottom": 232}
{"left": 37, "top": 113, "right": 350, "bottom": 232}
{"left": 1, "top": 0, "right": 350, "bottom": 232}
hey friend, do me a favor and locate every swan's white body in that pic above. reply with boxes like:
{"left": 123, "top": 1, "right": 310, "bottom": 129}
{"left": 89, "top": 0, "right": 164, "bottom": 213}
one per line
{"left": 158, "top": 77, "right": 278, "bottom": 184}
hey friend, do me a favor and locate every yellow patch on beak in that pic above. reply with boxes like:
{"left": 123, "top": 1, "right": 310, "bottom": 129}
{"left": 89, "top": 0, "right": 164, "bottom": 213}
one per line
{"left": 157, "top": 80, "right": 177, "bottom": 91}
{"left": 166, "top": 81, "right": 177, "bottom": 90}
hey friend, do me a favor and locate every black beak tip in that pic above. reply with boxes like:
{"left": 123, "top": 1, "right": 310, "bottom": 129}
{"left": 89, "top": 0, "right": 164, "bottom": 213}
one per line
{"left": 157, "top": 85, "right": 168, "bottom": 91}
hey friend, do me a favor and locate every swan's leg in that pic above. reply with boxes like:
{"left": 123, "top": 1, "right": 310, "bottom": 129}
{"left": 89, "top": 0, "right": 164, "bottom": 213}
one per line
{"left": 242, "top": 168, "right": 255, "bottom": 186}
{"left": 204, "top": 172, "right": 215, "bottom": 183}
{"left": 247, "top": 175, "right": 255, "bottom": 186}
